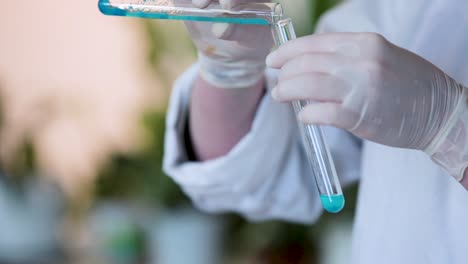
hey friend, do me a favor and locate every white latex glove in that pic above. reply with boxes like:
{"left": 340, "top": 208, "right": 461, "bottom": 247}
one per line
{"left": 187, "top": 0, "right": 273, "bottom": 88}
{"left": 267, "top": 32, "right": 468, "bottom": 181}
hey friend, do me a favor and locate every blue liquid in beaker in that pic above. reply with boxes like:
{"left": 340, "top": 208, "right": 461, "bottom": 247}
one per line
{"left": 320, "top": 194, "right": 345, "bottom": 213}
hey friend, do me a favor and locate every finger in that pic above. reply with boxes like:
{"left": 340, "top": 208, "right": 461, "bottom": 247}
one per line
{"left": 219, "top": 0, "right": 235, "bottom": 9}
{"left": 298, "top": 102, "right": 358, "bottom": 130}
{"left": 213, "top": 1, "right": 272, "bottom": 41}
{"left": 277, "top": 52, "right": 347, "bottom": 81}
{"left": 272, "top": 73, "right": 349, "bottom": 103}
{"left": 266, "top": 33, "right": 360, "bottom": 68}
{"left": 214, "top": 23, "right": 272, "bottom": 45}
{"left": 220, "top": 0, "right": 271, "bottom": 9}
{"left": 193, "top": 0, "right": 212, "bottom": 8}
{"left": 212, "top": 23, "right": 235, "bottom": 39}
{"left": 184, "top": 20, "right": 208, "bottom": 39}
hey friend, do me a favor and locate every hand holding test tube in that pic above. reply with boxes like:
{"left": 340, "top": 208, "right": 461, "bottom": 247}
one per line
{"left": 99, "top": 0, "right": 345, "bottom": 213}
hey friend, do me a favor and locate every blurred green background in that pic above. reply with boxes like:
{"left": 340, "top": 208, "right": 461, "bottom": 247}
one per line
{"left": 0, "top": 1, "right": 359, "bottom": 263}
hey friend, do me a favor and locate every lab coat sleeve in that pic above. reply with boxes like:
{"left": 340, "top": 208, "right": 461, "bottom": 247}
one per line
{"left": 163, "top": 64, "right": 361, "bottom": 223}
{"left": 315, "top": 0, "right": 436, "bottom": 51}
{"left": 315, "top": 0, "right": 389, "bottom": 36}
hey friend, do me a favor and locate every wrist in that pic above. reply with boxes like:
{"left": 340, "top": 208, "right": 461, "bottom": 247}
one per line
{"left": 425, "top": 87, "right": 468, "bottom": 181}
{"left": 190, "top": 75, "right": 266, "bottom": 160}
{"left": 198, "top": 53, "right": 266, "bottom": 89}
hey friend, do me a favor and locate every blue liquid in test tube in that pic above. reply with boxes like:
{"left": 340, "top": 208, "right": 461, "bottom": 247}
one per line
{"left": 273, "top": 18, "right": 345, "bottom": 213}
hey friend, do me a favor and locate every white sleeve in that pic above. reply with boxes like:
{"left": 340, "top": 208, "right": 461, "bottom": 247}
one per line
{"left": 163, "top": 64, "right": 361, "bottom": 223}
{"left": 315, "top": 0, "right": 430, "bottom": 46}
{"left": 315, "top": 0, "right": 386, "bottom": 35}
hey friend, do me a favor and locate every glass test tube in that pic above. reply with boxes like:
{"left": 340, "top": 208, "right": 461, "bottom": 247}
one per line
{"left": 273, "top": 18, "right": 345, "bottom": 213}
{"left": 99, "top": 0, "right": 282, "bottom": 25}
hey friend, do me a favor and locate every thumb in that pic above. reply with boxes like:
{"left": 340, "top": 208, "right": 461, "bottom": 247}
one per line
{"left": 220, "top": 0, "right": 271, "bottom": 9}
{"left": 192, "top": 0, "right": 212, "bottom": 8}
{"left": 212, "top": 23, "right": 234, "bottom": 39}
{"left": 219, "top": 0, "right": 235, "bottom": 9}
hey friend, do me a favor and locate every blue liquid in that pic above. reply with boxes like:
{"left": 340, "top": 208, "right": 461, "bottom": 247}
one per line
{"left": 99, "top": 0, "right": 128, "bottom": 16}
{"left": 98, "top": 0, "right": 270, "bottom": 25}
{"left": 320, "top": 194, "right": 345, "bottom": 213}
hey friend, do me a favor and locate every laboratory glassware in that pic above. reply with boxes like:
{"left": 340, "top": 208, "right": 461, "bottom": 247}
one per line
{"left": 99, "top": 0, "right": 283, "bottom": 25}
{"left": 272, "top": 18, "right": 345, "bottom": 213}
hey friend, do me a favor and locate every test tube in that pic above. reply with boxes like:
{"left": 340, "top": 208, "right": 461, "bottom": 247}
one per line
{"left": 273, "top": 18, "right": 345, "bottom": 213}
{"left": 99, "top": 0, "right": 282, "bottom": 25}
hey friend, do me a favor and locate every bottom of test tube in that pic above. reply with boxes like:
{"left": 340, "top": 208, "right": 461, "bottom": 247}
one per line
{"left": 320, "top": 194, "right": 345, "bottom": 213}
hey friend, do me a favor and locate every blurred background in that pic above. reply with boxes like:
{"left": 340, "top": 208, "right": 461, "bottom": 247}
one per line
{"left": 0, "top": 0, "right": 359, "bottom": 263}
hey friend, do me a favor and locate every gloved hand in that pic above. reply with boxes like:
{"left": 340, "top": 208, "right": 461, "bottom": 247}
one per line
{"left": 187, "top": 0, "right": 273, "bottom": 88}
{"left": 267, "top": 32, "right": 468, "bottom": 180}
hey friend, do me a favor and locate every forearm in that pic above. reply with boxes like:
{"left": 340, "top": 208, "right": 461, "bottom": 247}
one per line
{"left": 189, "top": 74, "right": 265, "bottom": 161}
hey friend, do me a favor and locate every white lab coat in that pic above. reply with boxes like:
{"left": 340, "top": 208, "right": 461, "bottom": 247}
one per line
{"left": 164, "top": 0, "right": 468, "bottom": 263}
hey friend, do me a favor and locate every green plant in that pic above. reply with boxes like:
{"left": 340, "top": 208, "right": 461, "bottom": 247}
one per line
{"left": 0, "top": 93, "right": 3, "bottom": 130}
{"left": 310, "top": 0, "right": 342, "bottom": 29}
{"left": 95, "top": 110, "right": 190, "bottom": 209}
{"left": 0, "top": 92, "right": 37, "bottom": 189}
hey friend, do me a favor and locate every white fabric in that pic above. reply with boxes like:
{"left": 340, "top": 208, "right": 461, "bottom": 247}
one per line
{"left": 426, "top": 96, "right": 468, "bottom": 180}
{"left": 165, "top": 64, "right": 361, "bottom": 222}
{"left": 164, "top": 0, "right": 468, "bottom": 263}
